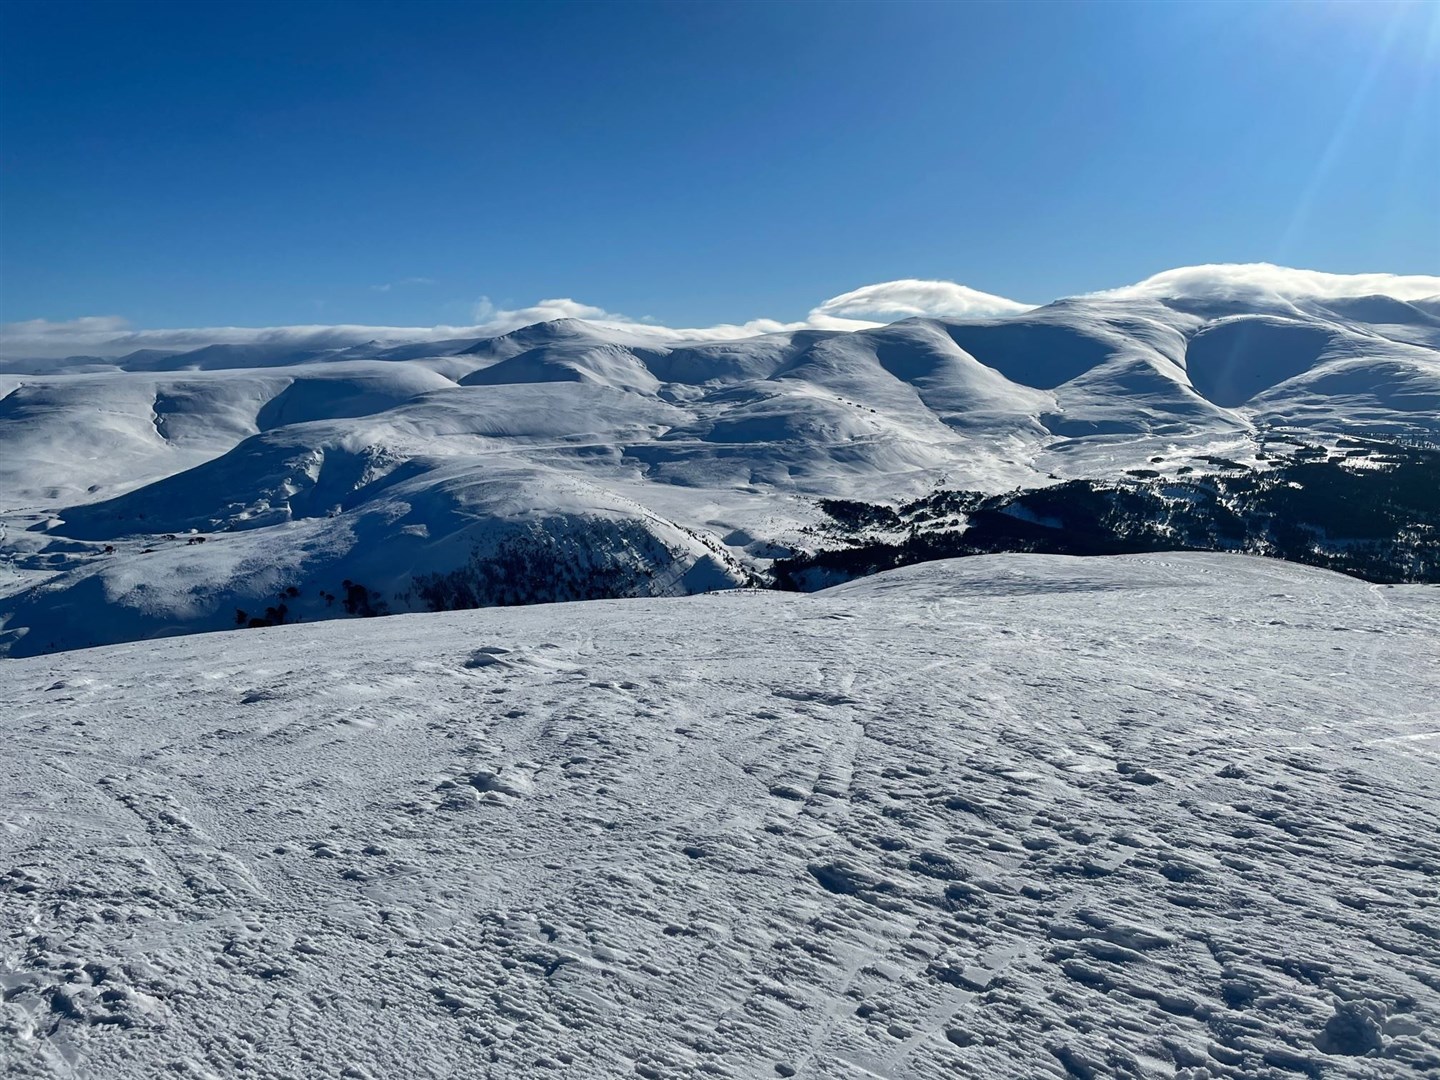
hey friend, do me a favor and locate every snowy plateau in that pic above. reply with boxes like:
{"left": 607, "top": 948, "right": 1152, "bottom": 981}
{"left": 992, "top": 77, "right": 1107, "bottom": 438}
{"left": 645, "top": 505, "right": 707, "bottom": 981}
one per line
{"left": 2, "top": 555, "right": 1439, "bottom": 1079}
{"left": 1, "top": 265, "right": 1439, "bottom": 1078}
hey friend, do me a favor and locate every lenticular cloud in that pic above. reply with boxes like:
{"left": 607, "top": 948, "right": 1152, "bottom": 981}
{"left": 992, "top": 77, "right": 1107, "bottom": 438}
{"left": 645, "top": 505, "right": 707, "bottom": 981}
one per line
{"left": 1097, "top": 263, "right": 1440, "bottom": 305}
{"left": 809, "top": 279, "right": 1036, "bottom": 322}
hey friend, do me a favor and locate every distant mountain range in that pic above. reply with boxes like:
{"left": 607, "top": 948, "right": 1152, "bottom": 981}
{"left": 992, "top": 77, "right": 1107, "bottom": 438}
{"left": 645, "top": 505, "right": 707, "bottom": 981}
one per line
{"left": 2, "top": 265, "right": 1437, "bottom": 656}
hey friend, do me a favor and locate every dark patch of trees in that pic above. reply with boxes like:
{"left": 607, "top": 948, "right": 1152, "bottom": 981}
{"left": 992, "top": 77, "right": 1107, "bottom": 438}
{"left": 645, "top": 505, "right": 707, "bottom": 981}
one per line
{"left": 775, "top": 438, "right": 1440, "bottom": 589}
{"left": 817, "top": 499, "right": 904, "bottom": 531}
{"left": 412, "top": 520, "right": 678, "bottom": 612}
{"left": 235, "top": 582, "right": 311, "bottom": 628}
{"left": 341, "top": 580, "right": 387, "bottom": 617}
{"left": 235, "top": 602, "right": 288, "bottom": 629}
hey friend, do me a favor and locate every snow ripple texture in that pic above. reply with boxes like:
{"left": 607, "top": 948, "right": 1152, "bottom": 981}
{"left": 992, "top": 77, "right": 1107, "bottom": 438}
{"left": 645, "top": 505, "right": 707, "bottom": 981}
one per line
{"left": 1, "top": 553, "right": 1438, "bottom": 1079}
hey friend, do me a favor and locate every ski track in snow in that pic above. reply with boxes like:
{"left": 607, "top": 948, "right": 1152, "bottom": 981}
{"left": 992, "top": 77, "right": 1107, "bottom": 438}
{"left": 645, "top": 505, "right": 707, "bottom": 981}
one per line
{"left": 1, "top": 553, "right": 1438, "bottom": 1079}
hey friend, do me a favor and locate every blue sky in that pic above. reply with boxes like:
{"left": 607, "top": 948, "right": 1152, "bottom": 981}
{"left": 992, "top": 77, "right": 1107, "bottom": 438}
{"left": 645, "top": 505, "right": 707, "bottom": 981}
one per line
{"left": 1, "top": 0, "right": 1437, "bottom": 332}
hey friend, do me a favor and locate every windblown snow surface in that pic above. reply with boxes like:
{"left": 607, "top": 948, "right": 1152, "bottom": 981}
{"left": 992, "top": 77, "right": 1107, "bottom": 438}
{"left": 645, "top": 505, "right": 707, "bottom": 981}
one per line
{"left": 3, "top": 553, "right": 1439, "bottom": 1079}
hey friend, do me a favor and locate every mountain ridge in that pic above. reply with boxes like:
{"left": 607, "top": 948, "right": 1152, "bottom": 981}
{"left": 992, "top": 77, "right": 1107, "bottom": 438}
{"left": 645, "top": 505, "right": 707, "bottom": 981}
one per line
{"left": 2, "top": 265, "right": 1437, "bottom": 655}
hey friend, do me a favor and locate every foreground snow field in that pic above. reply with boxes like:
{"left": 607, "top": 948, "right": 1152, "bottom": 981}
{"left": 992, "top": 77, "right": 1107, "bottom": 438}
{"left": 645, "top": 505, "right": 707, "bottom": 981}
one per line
{"left": 2, "top": 553, "right": 1438, "bottom": 1079}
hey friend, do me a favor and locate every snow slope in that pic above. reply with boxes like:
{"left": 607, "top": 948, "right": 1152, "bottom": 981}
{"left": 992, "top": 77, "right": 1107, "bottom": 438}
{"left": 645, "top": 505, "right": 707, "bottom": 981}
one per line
{"left": 1, "top": 553, "right": 1438, "bottom": 1078}
{"left": 1, "top": 265, "right": 1437, "bottom": 655}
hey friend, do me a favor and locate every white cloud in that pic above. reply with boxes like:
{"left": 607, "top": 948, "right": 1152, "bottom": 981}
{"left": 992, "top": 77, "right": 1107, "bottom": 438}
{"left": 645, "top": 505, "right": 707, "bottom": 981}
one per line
{"left": 457, "top": 280, "right": 1035, "bottom": 344}
{"left": 9, "top": 264, "right": 1431, "bottom": 362}
{"left": 2, "top": 315, "right": 133, "bottom": 339}
{"left": 370, "top": 277, "right": 436, "bottom": 292}
{"left": 811, "top": 279, "right": 1036, "bottom": 322}
{"left": 1097, "top": 263, "right": 1440, "bottom": 305}
{"left": 470, "top": 296, "right": 838, "bottom": 342}
{"left": 472, "top": 296, "right": 614, "bottom": 325}
{"left": 0, "top": 276, "right": 1035, "bottom": 360}
{"left": 0, "top": 277, "right": 1043, "bottom": 360}
{"left": 0, "top": 318, "right": 481, "bottom": 361}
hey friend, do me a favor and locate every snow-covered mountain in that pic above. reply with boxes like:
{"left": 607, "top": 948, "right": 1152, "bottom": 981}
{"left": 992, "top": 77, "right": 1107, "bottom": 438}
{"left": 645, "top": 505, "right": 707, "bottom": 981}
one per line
{"left": 1, "top": 265, "right": 1437, "bottom": 656}
{"left": 2, "top": 553, "right": 1438, "bottom": 1078}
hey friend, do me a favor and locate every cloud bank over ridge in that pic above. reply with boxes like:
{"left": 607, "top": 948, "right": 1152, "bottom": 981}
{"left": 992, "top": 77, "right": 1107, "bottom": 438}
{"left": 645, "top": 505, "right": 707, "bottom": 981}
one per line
{"left": 4, "top": 264, "right": 1437, "bottom": 361}
{"left": 1094, "top": 263, "right": 1440, "bottom": 306}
